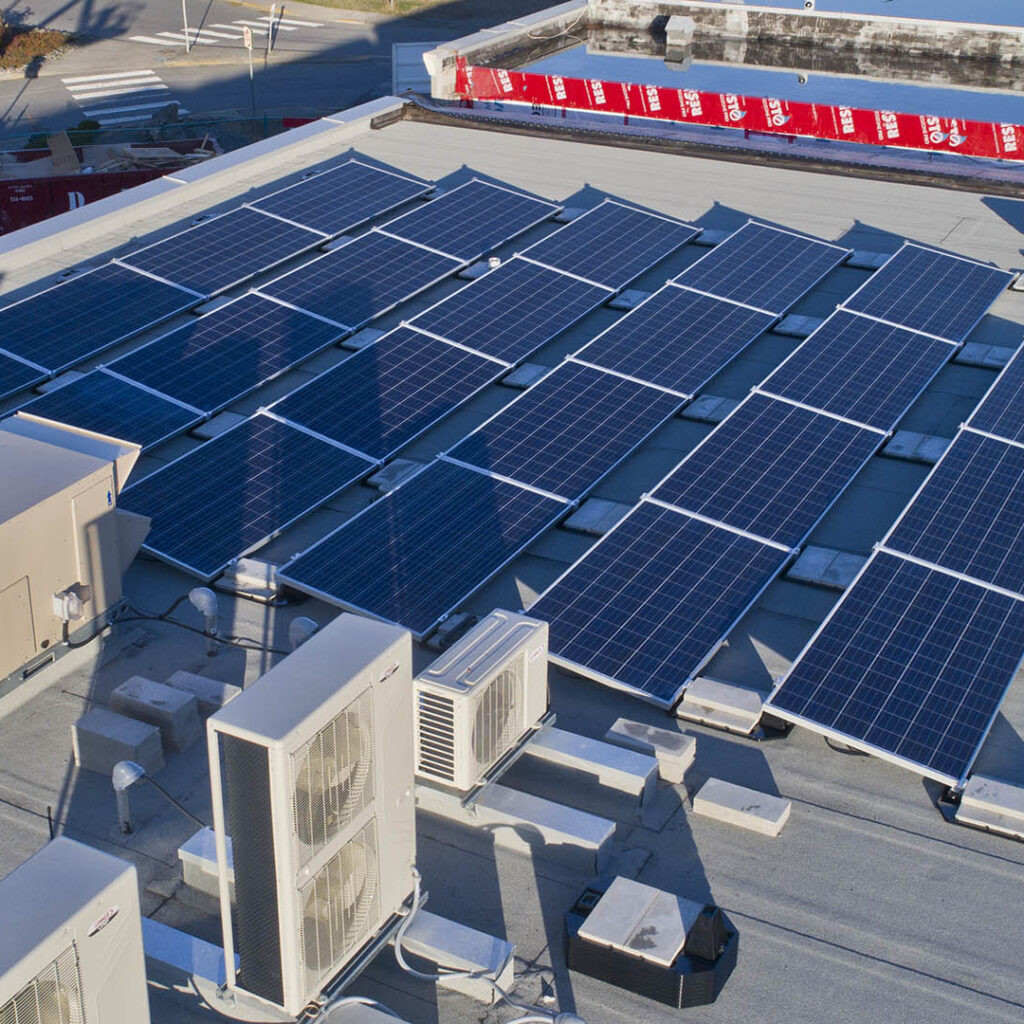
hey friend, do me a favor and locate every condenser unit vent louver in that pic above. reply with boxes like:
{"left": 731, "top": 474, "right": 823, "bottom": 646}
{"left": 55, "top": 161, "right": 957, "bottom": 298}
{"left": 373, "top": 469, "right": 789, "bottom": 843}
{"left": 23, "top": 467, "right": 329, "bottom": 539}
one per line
{"left": 415, "top": 610, "right": 548, "bottom": 793}
{"left": 1, "top": 944, "right": 83, "bottom": 1024}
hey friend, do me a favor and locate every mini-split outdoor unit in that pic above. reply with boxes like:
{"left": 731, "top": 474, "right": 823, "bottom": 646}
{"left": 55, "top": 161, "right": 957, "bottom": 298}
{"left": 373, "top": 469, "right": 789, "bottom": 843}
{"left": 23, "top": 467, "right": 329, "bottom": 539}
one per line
{"left": 415, "top": 610, "right": 549, "bottom": 792}
{"left": 208, "top": 613, "right": 416, "bottom": 1017}
{"left": 0, "top": 837, "right": 150, "bottom": 1024}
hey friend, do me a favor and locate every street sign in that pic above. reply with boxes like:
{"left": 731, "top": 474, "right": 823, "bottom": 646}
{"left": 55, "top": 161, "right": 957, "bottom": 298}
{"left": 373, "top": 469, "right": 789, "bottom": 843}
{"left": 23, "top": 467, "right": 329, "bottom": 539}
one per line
{"left": 243, "top": 26, "right": 253, "bottom": 50}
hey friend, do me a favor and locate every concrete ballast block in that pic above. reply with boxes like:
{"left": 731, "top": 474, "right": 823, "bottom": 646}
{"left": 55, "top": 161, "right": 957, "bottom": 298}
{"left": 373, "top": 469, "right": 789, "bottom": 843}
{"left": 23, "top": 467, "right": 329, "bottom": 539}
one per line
{"left": 692, "top": 778, "right": 791, "bottom": 837}
{"left": 165, "top": 670, "right": 241, "bottom": 717}
{"left": 109, "top": 675, "right": 202, "bottom": 753}
{"left": 677, "top": 677, "right": 765, "bottom": 735}
{"left": 71, "top": 707, "right": 164, "bottom": 776}
{"left": 604, "top": 718, "right": 696, "bottom": 784}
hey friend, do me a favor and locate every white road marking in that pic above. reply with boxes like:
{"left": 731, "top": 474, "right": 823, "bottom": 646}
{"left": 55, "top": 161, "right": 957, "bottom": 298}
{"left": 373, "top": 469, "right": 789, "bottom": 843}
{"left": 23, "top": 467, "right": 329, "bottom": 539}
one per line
{"left": 62, "top": 69, "right": 158, "bottom": 84}
{"left": 259, "top": 15, "right": 324, "bottom": 27}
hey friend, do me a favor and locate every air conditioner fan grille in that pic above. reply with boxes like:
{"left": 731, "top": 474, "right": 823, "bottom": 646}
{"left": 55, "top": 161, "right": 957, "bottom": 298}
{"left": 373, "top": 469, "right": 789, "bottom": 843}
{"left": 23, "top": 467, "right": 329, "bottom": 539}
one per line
{"left": 0, "top": 943, "right": 84, "bottom": 1024}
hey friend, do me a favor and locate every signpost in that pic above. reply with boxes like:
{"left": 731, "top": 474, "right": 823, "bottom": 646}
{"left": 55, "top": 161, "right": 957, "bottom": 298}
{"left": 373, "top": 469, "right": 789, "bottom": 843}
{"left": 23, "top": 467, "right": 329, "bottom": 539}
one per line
{"left": 244, "top": 27, "right": 256, "bottom": 117}
{"left": 182, "top": 0, "right": 191, "bottom": 52}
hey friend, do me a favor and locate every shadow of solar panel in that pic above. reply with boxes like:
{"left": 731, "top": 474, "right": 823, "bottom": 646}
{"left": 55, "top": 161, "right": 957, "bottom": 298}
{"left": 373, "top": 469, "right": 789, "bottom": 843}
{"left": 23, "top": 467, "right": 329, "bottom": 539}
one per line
{"left": 117, "top": 207, "right": 326, "bottom": 297}
{"left": 16, "top": 370, "right": 200, "bottom": 451}
{"left": 967, "top": 345, "right": 1024, "bottom": 444}
{"left": 522, "top": 200, "right": 698, "bottom": 290}
{"left": 0, "top": 350, "right": 47, "bottom": 402}
{"left": 409, "top": 257, "right": 610, "bottom": 363}
{"left": 120, "top": 414, "right": 373, "bottom": 579}
{"left": 574, "top": 285, "right": 774, "bottom": 395}
{"left": 0, "top": 263, "right": 200, "bottom": 373}
{"left": 529, "top": 502, "right": 792, "bottom": 706}
{"left": 766, "top": 552, "right": 1024, "bottom": 785}
{"left": 674, "top": 222, "right": 848, "bottom": 314}
{"left": 885, "top": 431, "right": 1024, "bottom": 594}
{"left": 278, "top": 459, "right": 568, "bottom": 638}
{"left": 269, "top": 326, "right": 503, "bottom": 460}
{"left": 251, "top": 157, "right": 432, "bottom": 237}
{"left": 759, "top": 310, "right": 954, "bottom": 430}
{"left": 652, "top": 394, "right": 881, "bottom": 546}
{"left": 107, "top": 293, "right": 345, "bottom": 415}
{"left": 256, "top": 230, "right": 461, "bottom": 330}
{"left": 380, "top": 179, "right": 559, "bottom": 261}
{"left": 842, "top": 243, "right": 1012, "bottom": 342}
{"left": 448, "top": 362, "right": 682, "bottom": 499}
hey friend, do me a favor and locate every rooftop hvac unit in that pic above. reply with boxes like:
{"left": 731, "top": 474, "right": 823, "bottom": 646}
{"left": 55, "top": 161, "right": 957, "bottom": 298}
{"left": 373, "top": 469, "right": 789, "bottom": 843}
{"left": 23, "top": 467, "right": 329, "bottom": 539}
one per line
{"left": 208, "top": 613, "right": 416, "bottom": 1017}
{"left": 0, "top": 837, "right": 150, "bottom": 1024}
{"left": 415, "top": 610, "right": 548, "bottom": 792}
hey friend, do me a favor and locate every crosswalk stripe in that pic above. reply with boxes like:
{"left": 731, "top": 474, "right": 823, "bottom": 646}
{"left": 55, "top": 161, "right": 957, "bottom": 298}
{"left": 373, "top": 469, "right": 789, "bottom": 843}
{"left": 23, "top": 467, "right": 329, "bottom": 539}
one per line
{"left": 62, "top": 70, "right": 157, "bottom": 84}
{"left": 65, "top": 76, "right": 161, "bottom": 93}
{"left": 129, "top": 36, "right": 179, "bottom": 45}
{"left": 234, "top": 18, "right": 294, "bottom": 30}
{"left": 223, "top": 22, "right": 267, "bottom": 34}
{"left": 68, "top": 83, "right": 169, "bottom": 100}
{"left": 83, "top": 99, "right": 182, "bottom": 116}
{"left": 156, "top": 30, "right": 219, "bottom": 45}
{"left": 259, "top": 15, "right": 324, "bottom": 27}
{"left": 186, "top": 27, "right": 245, "bottom": 39}
{"left": 210, "top": 23, "right": 250, "bottom": 35}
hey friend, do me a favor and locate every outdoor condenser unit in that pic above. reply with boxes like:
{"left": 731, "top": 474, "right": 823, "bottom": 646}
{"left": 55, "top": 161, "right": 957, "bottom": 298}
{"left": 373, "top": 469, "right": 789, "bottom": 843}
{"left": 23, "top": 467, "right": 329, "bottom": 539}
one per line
{"left": 0, "top": 836, "right": 151, "bottom": 1024}
{"left": 415, "top": 610, "right": 549, "bottom": 792}
{"left": 208, "top": 613, "right": 416, "bottom": 1017}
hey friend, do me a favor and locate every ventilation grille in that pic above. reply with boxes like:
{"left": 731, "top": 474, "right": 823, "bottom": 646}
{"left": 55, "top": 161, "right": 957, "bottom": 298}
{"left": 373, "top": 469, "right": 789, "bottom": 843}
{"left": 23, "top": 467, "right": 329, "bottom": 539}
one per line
{"left": 0, "top": 943, "right": 84, "bottom": 1024}
{"left": 291, "top": 689, "right": 375, "bottom": 868}
{"left": 417, "top": 691, "right": 456, "bottom": 782}
{"left": 470, "top": 657, "right": 523, "bottom": 779}
{"left": 298, "top": 818, "right": 380, "bottom": 995}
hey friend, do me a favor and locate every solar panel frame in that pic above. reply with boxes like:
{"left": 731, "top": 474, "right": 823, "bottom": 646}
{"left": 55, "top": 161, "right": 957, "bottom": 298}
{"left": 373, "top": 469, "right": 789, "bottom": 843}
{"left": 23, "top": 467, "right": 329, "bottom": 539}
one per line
{"left": 377, "top": 178, "right": 561, "bottom": 261}
{"left": 765, "top": 550, "right": 1024, "bottom": 787}
{"left": 14, "top": 369, "right": 202, "bottom": 451}
{"left": 840, "top": 242, "right": 1013, "bottom": 342}
{"left": 0, "top": 348, "right": 48, "bottom": 401}
{"left": 672, "top": 221, "right": 850, "bottom": 314}
{"left": 277, "top": 459, "right": 569, "bottom": 639}
{"left": 408, "top": 256, "right": 612, "bottom": 364}
{"left": 572, "top": 283, "right": 776, "bottom": 396}
{"left": 249, "top": 156, "right": 433, "bottom": 238}
{"left": 757, "top": 309, "right": 955, "bottom": 430}
{"left": 965, "top": 344, "right": 1024, "bottom": 445}
{"left": 0, "top": 263, "right": 201, "bottom": 374}
{"left": 254, "top": 229, "right": 463, "bottom": 330}
{"left": 119, "top": 412, "right": 375, "bottom": 579}
{"left": 527, "top": 500, "right": 794, "bottom": 706}
{"left": 115, "top": 206, "right": 328, "bottom": 298}
{"left": 520, "top": 199, "right": 700, "bottom": 290}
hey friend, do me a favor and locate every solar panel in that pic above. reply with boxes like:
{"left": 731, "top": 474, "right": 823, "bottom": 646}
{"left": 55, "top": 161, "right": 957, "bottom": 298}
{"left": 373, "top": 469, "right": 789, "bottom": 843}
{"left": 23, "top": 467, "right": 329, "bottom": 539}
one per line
{"left": 15, "top": 370, "right": 200, "bottom": 451}
{"left": 673, "top": 222, "right": 848, "bottom": 314}
{"left": 0, "top": 350, "right": 46, "bottom": 401}
{"left": 119, "top": 413, "right": 373, "bottom": 579}
{"left": 765, "top": 551, "right": 1024, "bottom": 786}
{"left": 117, "top": 207, "right": 326, "bottom": 297}
{"left": 651, "top": 394, "right": 882, "bottom": 546}
{"left": 573, "top": 285, "right": 775, "bottom": 395}
{"left": 842, "top": 243, "right": 1012, "bottom": 342}
{"left": 884, "top": 431, "right": 1024, "bottom": 595}
{"left": 521, "top": 201, "right": 699, "bottom": 290}
{"left": 255, "top": 230, "right": 461, "bottom": 330}
{"left": 277, "top": 459, "right": 568, "bottom": 638}
{"left": 269, "top": 326, "right": 504, "bottom": 460}
{"left": 966, "top": 346, "right": 1024, "bottom": 445}
{"left": 250, "top": 157, "right": 432, "bottom": 237}
{"left": 0, "top": 263, "right": 200, "bottom": 373}
{"left": 528, "top": 501, "right": 792, "bottom": 706}
{"left": 447, "top": 362, "right": 682, "bottom": 499}
{"left": 758, "top": 310, "right": 954, "bottom": 430}
{"left": 107, "top": 293, "right": 345, "bottom": 415}
{"left": 379, "top": 179, "right": 559, "bottom": 261}
{"left": 409, "top": 257, "right": 610, "bottom": 364}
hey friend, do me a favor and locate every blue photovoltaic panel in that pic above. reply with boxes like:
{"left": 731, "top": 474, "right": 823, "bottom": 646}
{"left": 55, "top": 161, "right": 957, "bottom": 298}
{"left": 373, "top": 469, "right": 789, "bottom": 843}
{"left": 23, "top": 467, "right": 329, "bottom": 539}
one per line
{"left": 0, "top": 263, "right": 199, "bottom": 373}
{"left": 278, "top": 460, "right": 568, "bottom": 637}
{"left": 967, "top": 346, "right": 1024, "bottom": 445}
{"left": 448, "top": 362, "right": 682, "bottom": 499}
{"left": 118, "top": 207, "right": 325, "bottom": 297}
{"left": 251, "top": 158, "right": 432, "bottom": 237}
{"left": 522, "top": 201, "right": 698, "bottom": 290}
{"left": 119, "top": 414, "right": 373, "bottom": 579}
{"left": 409, "top": 257, "right": 609, "bottom": 363}
{"left": 759, "top": 310, "right": 953, "bottom": 430}
{"left": 15, "top": 370, "right": 199, "bottom": 451}
{"left": 574, "top": 285, "right": 774, "bottom": 395}
{"left": 885, "top": 431, "right": 1024, "bottom": 595}
{"left": 270, "top": 327, "right": 503, "bottom": 460}
{"left": 0, "top": 350, "right": 46, "bottom": 401}
{"left": 108, "top": 293, "right": 345, "bottom": 414}
{"left": 674, "top": 222, "right": 847, "bottom": 314}
{"left": 766, "top": 551, "right": 1024, "bottom": 785}
{"left": 380, "top": 179, "right": 558, "bottom": 261}
{"left": 257, "top": 230, "right": 461, "bottom": 330}
{"left": 652, "top": 394, "right": 881, "bottom": 546}
{"left": 529, "top": 501, "right": 792, "bottom": 705}
{"left": 843, "top": 243, "right": 1012, "bottom": 342}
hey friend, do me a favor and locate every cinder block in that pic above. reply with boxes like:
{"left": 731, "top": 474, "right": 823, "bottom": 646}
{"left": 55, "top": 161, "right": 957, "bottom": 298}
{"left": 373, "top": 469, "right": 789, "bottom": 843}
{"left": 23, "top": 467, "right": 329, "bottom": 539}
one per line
{"left": 677, "top": 677, "right": 765, "bottom": 735}
{"left": 692, "top": 778, "right": 791, "bottom": 837}
{"left": 165, "top": 670, "right": 241, "bottom": 717}
{"left": 71, "top": 707, "right": 164, "bottom": 776}
{"left": 191, "top": 411, "right": 245, "bottom": 440}
{"left": 955, "top": 774, "right": 1024, "bottom": 840}
{"left": 110, "top": 675, "right": 202, "bottom": 753}
{"left": 178, "top": 826, "right": 234, "bottom": 899}
{"left": 564, "top": 497, "right": 631, "bottom": 536}
{"left": 605, "top": 718, "right": 696, "bottom": 784}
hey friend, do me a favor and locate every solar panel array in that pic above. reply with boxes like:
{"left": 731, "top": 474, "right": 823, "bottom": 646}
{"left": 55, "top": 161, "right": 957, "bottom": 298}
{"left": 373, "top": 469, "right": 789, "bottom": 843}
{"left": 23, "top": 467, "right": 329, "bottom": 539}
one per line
{"left": 965, "top": 345, "right": 1024, "bottom": 445}
{"left": 0, "top": 350, "right": 47, "bottom": 402}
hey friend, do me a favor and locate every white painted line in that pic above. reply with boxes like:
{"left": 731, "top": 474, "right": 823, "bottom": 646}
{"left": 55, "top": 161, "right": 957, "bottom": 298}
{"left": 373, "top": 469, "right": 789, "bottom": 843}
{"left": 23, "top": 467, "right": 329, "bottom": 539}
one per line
{"left": 129, "top": 36, "right": 177, "bottom": 45}
{"left": 211, "top": 23, "right": 253, "bottom": 34}
{"left": 156, "top": 31, "right": 219, "bottom": 45}
{"left": 235, "top": 18, "right": 295, "bottom": 30}
{"left": 65, "top": 75, "right": 161, "bottom": 92}
{"left": 62, "top": 70, "right": 157, "bottom": 84}
{"left": 70, "top": 84, "right": 169, "bottom": 101}
{"left": 224, "top": 22, "right": 267, "bottom": 34}
{"left": 83, "top": 100, "right": 182, "bottom": 117}
{"left": 259, "top": 15, "right": 323, "bottom": 27}
{"left": 190, "top": 28, "right": 247, "bottom": 40}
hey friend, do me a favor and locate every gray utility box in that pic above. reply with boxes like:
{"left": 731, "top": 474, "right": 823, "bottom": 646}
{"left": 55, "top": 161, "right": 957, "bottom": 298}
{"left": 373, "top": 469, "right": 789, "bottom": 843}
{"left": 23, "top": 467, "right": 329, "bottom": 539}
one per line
{"left": 110, "top": 675, "right": 202, "bottom": 752}
{"left": 72, "top": 707, "right": 164, "bottom": 776}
